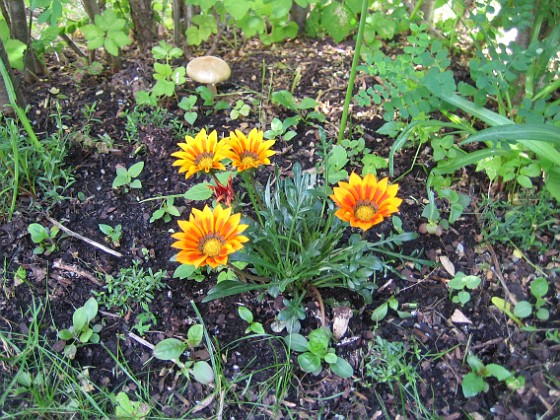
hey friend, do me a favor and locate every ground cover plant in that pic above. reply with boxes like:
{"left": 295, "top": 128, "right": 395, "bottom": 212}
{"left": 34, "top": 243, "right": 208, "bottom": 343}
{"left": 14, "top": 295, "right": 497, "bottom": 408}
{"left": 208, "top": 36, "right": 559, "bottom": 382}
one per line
{"left": 1, "top": 0, "right": 559, "bottom": 418}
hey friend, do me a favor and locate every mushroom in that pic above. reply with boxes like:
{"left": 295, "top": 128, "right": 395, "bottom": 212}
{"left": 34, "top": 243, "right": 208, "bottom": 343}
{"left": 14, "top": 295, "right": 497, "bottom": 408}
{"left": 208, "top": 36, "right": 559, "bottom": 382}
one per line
{"left": 186, "top": 56, "right": 231, "bottom": 97}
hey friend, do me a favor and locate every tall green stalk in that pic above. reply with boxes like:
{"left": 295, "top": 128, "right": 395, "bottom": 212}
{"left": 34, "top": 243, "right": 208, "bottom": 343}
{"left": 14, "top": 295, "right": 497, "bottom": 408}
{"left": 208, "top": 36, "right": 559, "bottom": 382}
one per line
{"left": 337, "top": 0, "right": 368, "bottom": 143}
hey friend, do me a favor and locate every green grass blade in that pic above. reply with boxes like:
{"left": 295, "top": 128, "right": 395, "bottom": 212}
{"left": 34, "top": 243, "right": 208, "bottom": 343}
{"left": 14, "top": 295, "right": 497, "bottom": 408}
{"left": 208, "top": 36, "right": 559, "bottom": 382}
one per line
{"left": 460, "top": 124, "right": 560, "bottom": 146}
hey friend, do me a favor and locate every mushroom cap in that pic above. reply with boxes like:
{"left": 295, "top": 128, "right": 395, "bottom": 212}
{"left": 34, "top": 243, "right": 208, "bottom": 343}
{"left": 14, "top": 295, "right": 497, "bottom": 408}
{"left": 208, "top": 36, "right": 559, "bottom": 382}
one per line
{"left": 186, "top": 56, "right": 231, "bottom": 85}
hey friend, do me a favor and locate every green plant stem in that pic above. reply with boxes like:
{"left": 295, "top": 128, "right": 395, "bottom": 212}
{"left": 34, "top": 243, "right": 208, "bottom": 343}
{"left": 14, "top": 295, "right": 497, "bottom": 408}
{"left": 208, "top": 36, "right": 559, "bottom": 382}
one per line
{"left": 241, "top": 170, "right": 264, "bottom": 227}
{"left": 409, "top": 0, "right": 423, "bottom": 21}
{"left": 337, "top": 0, "right": 368, "bottom": 143}
{"left": 0, "top": 55, "right": 42, "bottom": 152}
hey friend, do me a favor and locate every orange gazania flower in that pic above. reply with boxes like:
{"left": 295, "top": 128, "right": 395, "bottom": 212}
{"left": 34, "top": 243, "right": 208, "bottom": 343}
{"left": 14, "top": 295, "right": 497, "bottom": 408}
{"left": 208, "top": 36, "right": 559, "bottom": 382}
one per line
{"left": 224, "top": 128, "right": 276, "bottom": 172}
{"left": 171, "top": 205, "right": 248, "bottom": 268}
{"left": 171, "top": 129, "right": 229, "bottom": 179}
{"left": 330, "top": 173, "right": 402, "bottom": 231}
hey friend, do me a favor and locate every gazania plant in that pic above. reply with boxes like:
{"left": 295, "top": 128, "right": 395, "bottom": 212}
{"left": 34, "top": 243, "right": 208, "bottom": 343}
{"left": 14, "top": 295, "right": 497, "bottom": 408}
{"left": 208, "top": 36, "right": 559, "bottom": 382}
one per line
{"left": 168, "top": 127, "right": 419, "bottom": 314}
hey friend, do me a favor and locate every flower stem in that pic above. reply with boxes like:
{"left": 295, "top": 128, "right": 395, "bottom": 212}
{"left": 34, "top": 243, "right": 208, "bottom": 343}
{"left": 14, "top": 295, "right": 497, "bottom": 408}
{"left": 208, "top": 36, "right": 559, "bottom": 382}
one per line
{"left": 241, "top": 171, "right": 264, "bottom": 228}
{"left": 338, "top": 0, "right": 369, "bottom": 143}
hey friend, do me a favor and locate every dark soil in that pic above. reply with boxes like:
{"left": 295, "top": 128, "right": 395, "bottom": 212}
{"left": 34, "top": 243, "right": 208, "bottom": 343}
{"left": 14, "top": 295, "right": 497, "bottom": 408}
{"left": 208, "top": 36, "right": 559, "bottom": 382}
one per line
{"left": 1, "top": 37, "right": 559, "bottom": 419}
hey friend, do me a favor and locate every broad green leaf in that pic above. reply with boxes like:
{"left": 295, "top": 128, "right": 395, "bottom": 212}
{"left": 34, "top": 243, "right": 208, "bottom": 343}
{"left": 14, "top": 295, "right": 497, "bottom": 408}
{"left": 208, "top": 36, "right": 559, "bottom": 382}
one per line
{"left": 224, "top": 0, "right": 250, "bottom": 20}
{"left": 187, "top": 324, "right": 204, "bottom": 347}
{"left": 536, "top": 308, "right": 549, "bottom": 320}
{"left": 486, "top": 364, "right": 512, "bottom": 381}
{"left": 83, "top": 297, "right": 98, "bottom": 321}
{"left": 284, "top": 333, "right": 309, "bottom": 352}
{"left": 79, "top": 328, "right": 93, "bottom": 343}
{"left": 104, "top": 37, "right": 119, "bottom": 56}
{"left": 371, "top": 302, "right": 388, "bottom": 321}
{"left": 153, "top": 338, "right": 187, "bottom": 360}
{"left": 28, "top": 223, "right": 48, "bottom": 243}
{"left": 272, "top": 90, "right": 298, "bottom": 110}
{"left": 298, "top": 97, "right": 318, "bottom": 109}
{"left": 128, "top": 162, "right": 144, "bottom": 178}
{"left": 324, "top": 352, "right": 337, "bottom": 364}
{"left": 184, "top": 183, "right": 213, "bottom": 200}
{"left": 238, "top": 306, "right": 253, "bottom": 323}
{"left": 173, "top": 264, "right": 200, "bottom": 280}
{"left": 4, "top": 39, "right": 26, "bottom": 70}
{"left": 513, "top": 301, "right": 532, "bottom": 318}
{"left": 516, "top": 174, "right": 533, "bottom": 189}
{"left": 462, "top": 372, "right": 485, "bottom": 398}
{"left": 129, "top": 179, "right": 142, "bottom": 189}
{"left": 192, "top": 361, "right": 214, "bottom": 384}
{"left": 330, "top": 356, "right": 353, "bottom": 378}
{"left": 298, "top": 352, "right": 322, "bottom": 373}
{"left": 321, "top": 2, "right": 355, "bottom": 43}
{"left": 530, "top": 277, "right": 548, "bottom": 298}
{"left": 58, "top": 329, "right": 73, "bottom": 340}
{"left": 73, "top": 307, "right": 88, "bottom": 332}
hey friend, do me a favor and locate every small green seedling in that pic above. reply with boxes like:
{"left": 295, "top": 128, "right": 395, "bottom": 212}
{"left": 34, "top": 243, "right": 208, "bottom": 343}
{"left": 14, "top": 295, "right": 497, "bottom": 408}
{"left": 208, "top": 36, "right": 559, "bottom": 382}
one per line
{"left": 178, "top": 95, "right": 198, "bottom": 125}
{"left": 133, "top": 302, "right": 157, "bottom": 336}
{"left": 462, "top": 354, "right": 525, "bottom": 398}
{"left": 230, "top": 100, "right": 250, "bottom": 120}
{"left": 28, "top": 223, "right": 60, "bottom": 256}
{"left": 150, "top": 197, "right": 181, "bottom": 223}
{"left": 153, "top": 324, "right": 214, "bottom": 385}
{"left": 98, "top": 223, "right": 123, "bottom": 247}
{"left": 114, "top": 391, "right": 150, "bottom": 419}
{"left": 491, "top": 297, "right": 525, "bottom": 328}
{"left": 371, "top": 295, "right": 413, "bottom": 322}
{"left": 284, "top": 327, "right": 353, "bottom": 378}
{"left": 264, "top": 117, "right": 298, "bottom": 141}
{"left": 238, "top": 306, "right": 265, "bottom": 334}
{"left": 271, "top": 298, "right": 306, "bottom": 334}
{"left": 58, "top": 297, "right": 102, "bottom": 359}
{"left": 112, "top": 161, "right": 144, "bottom": 192}
{"left": 418, "top": 190, "right": 447, "bottom": 236}
{"left": 512, "top": 277, "right": 550, "bottom": 321}
{"left": 448, "top": 272, "right": 481, "bottom": 306}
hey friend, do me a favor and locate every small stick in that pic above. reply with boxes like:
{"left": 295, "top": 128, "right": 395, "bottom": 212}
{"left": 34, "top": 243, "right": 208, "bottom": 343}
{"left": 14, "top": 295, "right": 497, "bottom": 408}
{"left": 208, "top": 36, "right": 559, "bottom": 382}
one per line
{"left": 47, "top": 216, "right": 123, "bottom": 258}
{"left": 52, "top": 259, "right": 102, "bottom": 286}
{"left": 128, "top": 331, "right": 155, "bottom": 350}
{"left": 487, "top": 244, "right": 517, "bottom": 305}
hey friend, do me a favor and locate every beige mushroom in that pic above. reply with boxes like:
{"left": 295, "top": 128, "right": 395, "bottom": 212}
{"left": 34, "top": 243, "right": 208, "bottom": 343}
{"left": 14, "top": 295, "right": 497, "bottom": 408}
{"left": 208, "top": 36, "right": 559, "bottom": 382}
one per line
{"left": 186, "top": 56, "right": 231, "bottom": 97}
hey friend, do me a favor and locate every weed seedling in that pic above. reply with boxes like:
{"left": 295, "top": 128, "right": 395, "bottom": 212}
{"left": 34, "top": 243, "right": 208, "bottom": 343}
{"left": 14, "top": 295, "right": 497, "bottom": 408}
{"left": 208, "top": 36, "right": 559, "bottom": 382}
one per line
{"left": 238, "top": 306, "right": 265, "bottom": 334}
{"left": 98, "top": 223, "right": 123, "bottom": 247}
{"left": 448, "top": 272, "right": 481, "bottom": 306}
{"left": 27, "top": 222, "right": 60, "bottom": 256}
{"left": 58, "top": 297, "right": 102, "bottom": 359}
{"left": 264, "top": 117, "right": 298, "bottom": 142}
{"left": 284, "top": 326, "right": 353, "bottom": 378}
{"left": 133, "top": 302, "right": 157, "bottom": 336}
{"left": 112, "top": 161, "right": 144, "bottom": 192}
{"left": 94, "top": 260, "right": 166, "bottom": 316}
{"left": 230, "top": 100, "right": 251, "bottom": 120}
{"left": 371, "top": 295, "right": 413, "bottom": 321}
{"left": 178, "top": 95, "right": 198, "bottom": 125}
{"left": 512, "top": 277, "right": 550, "bottom": 321}
{"left": 153, "top": 324, "right": 215, "bottom": 385}
{"left": 149, "top": 197, "right": 181, "bottom": 223}
{"left": 462, "top": 354, "right": 525, "bottom": 398}
{"left": 113, "top": 391, "right": 150, "bottom": 419}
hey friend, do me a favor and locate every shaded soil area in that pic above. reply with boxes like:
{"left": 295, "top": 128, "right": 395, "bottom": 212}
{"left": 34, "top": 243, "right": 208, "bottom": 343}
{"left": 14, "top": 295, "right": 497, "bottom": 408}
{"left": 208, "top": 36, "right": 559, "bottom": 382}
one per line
{"left": 1, "top": 37, "right": 559, "bottom": 418}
